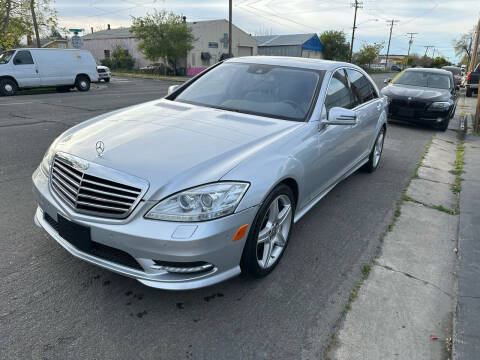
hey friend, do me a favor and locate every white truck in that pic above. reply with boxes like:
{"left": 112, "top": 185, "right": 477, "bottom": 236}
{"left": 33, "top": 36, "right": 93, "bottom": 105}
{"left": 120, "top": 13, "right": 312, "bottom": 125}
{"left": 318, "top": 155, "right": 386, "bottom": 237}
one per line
{"left": 0, "top": 48, "right": 99, "bottom": 96}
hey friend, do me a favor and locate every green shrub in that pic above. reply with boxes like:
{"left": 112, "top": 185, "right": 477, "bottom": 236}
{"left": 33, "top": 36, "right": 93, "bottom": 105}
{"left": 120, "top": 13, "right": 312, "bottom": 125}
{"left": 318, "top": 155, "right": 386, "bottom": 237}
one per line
{"left": 102, "top": 46, "right": 135, "bottom": 70}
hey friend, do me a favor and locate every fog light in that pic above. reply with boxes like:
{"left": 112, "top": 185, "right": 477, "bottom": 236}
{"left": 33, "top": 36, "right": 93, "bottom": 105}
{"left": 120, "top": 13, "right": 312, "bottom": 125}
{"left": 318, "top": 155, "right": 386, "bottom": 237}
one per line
{"left": 437, "top": 117, "right": 442, "bottom": 123}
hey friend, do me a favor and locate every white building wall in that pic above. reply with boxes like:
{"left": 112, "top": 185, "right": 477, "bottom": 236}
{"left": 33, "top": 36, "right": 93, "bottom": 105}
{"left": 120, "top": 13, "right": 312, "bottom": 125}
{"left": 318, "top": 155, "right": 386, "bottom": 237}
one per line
{"left": 83, "top": 37, "right": 152, "bottom": 68}
{"left": 187, "top": 20, "right": 257, "bottom": 75}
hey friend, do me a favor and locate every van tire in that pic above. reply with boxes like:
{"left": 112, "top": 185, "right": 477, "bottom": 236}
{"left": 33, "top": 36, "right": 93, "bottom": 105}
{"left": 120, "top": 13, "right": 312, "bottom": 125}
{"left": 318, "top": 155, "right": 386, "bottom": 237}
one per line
{"left": 75, "top": 76, "right": 90, "bottom": 92}
{"left": 0, "top": 78, "right": 18, "bottom": 96}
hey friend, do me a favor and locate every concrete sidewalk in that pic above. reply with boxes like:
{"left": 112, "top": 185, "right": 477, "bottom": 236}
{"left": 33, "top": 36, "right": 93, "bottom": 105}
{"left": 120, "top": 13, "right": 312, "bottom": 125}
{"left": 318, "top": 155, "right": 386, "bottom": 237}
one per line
{"left": 453, "top": 111, "right": 480, "bottom": 358}
{"left": 329, "top": 129, "right": 460, "bottom": 360}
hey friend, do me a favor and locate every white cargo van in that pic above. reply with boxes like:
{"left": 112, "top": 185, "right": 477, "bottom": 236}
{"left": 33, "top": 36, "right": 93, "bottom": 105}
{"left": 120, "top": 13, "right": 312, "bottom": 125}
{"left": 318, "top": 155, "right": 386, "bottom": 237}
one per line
{"left": 0, "top": 48, "right": 99, "bottom": 96}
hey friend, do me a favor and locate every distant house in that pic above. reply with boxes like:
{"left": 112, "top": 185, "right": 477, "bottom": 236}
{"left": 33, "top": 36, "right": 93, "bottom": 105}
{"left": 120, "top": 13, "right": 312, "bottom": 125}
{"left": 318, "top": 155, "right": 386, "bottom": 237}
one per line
{"left": 41, "top": 39, "right": 68, "bottom": 49}
{"left": 81, "top": 19, "right": 257, "bottom": 75}
{"left": 377, "top": 54, "right": 407, "bottom": 68}
{"left": 254, "top": 33, "right": 323, "bottom": 59}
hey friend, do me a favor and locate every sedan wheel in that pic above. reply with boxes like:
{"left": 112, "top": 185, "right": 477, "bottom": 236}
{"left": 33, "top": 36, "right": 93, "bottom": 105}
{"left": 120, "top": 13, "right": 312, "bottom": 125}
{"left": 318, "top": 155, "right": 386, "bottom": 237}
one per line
{"left": 364, "top": 127, "right": 385, "bottom": 173}
{"left": 256, "top": 194, "right": 292, "bottom": 269}
{"left": 241, "top": 184, "right": 295, "bottom": 277}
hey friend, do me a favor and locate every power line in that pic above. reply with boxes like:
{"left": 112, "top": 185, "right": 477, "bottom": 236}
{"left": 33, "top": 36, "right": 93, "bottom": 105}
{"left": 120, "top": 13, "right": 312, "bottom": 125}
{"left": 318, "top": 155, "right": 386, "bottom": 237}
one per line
{"left": 423, "top": 45, "right": 434, "bottom": 56}
{"left": 349, "top": 0, "right": 363, "bottom": 62}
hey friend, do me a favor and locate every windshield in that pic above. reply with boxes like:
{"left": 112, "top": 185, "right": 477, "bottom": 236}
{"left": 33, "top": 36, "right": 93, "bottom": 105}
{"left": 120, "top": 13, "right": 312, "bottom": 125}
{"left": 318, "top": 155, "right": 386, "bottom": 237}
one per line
{"left": 0, "top": 50, "right": 15, "bottom": 65}
{"left": 393, "top": 70, "right": 451, "bottom": 90}
{"left": 174, "top": 62, "right": 323, "bottom": 121}
{"left": 442, "top": 66, "right": 461, "bottom": 75}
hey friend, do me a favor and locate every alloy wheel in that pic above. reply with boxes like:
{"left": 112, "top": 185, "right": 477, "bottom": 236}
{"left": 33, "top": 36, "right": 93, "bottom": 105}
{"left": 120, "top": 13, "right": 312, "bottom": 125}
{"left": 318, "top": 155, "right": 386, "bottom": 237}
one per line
{"left": 256, "top": 194, "right": 292, "bottom": 269}
{"left": 373, "top": 129, "right": 385, "bottom": 168}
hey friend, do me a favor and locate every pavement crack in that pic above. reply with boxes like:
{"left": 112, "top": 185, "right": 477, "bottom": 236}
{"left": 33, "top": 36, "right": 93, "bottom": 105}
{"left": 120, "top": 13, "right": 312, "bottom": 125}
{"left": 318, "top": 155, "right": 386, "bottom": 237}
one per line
{"left": 374, "top": 262, "right": 454, "bottom": 298}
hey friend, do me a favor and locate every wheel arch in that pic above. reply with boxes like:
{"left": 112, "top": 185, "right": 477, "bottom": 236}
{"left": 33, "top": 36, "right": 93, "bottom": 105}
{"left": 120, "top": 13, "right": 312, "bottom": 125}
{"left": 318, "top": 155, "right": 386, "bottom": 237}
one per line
{"left": 75, "top": 73, "right": 91, "bottom": 82}
{"left": 0, "top": 76, "right": 19, "bottom": 88}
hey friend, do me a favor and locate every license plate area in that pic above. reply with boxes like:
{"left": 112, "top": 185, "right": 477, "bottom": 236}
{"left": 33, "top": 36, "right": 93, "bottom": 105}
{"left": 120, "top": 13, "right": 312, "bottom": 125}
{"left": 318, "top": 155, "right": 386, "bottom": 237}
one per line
{"left": 57, "top": 214, "right": 92, "bottom": 252}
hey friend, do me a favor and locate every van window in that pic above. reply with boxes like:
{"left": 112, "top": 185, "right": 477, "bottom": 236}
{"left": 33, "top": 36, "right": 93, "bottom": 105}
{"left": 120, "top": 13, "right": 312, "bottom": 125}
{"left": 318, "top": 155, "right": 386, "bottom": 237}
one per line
{"left": 0, "top": 50, "right": 15, "bottom": 64}
{"left": 13, "top": 51, "right": 34, "bottom": 65}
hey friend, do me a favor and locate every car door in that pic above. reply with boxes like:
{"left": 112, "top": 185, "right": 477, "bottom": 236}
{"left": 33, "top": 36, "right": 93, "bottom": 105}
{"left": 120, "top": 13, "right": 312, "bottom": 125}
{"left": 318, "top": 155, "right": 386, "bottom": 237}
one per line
{"left": 311, "top": 69, "right": 359, "bottom": 198}
{"left": 12, "top": 50, "right": 40, "bottom": 87}
{"left": 345, "top": 68, "right": 382, "bottom": 159}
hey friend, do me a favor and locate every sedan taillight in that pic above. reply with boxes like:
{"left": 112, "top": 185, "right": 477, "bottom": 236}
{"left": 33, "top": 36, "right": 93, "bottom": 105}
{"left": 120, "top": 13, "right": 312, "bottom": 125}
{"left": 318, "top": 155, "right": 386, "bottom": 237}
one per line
{"left": 467, "top": 73, "right": 471, "bottom": 82}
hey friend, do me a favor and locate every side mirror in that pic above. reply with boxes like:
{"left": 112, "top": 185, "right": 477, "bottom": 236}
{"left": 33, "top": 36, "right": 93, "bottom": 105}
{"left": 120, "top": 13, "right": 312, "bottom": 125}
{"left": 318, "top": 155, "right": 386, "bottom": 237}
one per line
{"left": 384, "top": 78, "right": 392, "bottom": 83}
{"left": 321, "top": 107, "right": 357, "bottom": 126}
{"left": 167, "top": 84, "right": 180, "bottom": 95}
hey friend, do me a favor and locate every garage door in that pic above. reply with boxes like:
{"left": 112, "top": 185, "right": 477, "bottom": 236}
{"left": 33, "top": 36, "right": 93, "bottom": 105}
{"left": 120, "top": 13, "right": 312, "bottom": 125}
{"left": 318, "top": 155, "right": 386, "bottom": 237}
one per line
{"left": 238, "top": 46, "right": 253, "bottom": 57}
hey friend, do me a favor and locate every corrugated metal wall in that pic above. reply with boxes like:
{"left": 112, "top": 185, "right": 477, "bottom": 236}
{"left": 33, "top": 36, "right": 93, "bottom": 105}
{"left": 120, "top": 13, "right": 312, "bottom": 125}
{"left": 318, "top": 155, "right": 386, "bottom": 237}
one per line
{"left": 257, "top": 45, "right": 302, "bottom": 57}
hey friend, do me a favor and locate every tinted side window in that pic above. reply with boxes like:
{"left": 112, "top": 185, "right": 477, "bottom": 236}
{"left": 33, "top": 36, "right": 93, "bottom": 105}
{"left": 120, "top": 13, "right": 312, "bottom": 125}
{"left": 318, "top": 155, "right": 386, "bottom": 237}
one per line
{"left": 13, "top": 51, "right": 34, "bottom": 65}
{"left": 324, "top": 70, "right": 355, "bottom": 115}
{"left": 346, "top": 69, "right": 376, "bottom": 105}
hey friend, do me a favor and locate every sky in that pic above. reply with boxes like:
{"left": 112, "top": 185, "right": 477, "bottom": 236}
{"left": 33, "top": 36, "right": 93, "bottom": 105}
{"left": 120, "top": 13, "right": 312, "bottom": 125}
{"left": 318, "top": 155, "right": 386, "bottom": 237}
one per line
{"left": 55, "top": 0, "right": 480, "bottom": 62}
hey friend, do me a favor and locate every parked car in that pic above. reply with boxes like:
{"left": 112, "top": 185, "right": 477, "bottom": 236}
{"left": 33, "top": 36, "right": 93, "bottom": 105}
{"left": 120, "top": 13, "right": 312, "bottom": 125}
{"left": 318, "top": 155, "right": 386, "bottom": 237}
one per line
{"left": 465, "top": 63, "right": 480, "bottom": 97}
{"left": 140, "top": 62, "right": 174, "bottom": 75}
{"left": 0, "top": 48, "right": 98, "bottom": 96}
{"left": 442, "top": 65, "right": 462, "bottom": 87}
{"left": 96, "top": 65, "right": 111, "bottom": 82}
{"left": 381, "top": 68, "right": 457, "bottom": 131}
{"left": 391, "top": 65, "right": 402, "bottom": 71}
{"left": 32, "top": 57, "right": 388, "bottom": 290}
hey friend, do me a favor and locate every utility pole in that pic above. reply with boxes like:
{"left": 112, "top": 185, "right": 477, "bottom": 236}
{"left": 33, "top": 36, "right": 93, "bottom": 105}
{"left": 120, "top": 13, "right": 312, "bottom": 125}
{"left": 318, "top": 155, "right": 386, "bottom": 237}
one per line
{"left": 432, "top": 47, "right": 436, "bottom": 58}
{"left": 228, "top": 0, "right": 233, "bottom": 58}
{"left": 423, "top": 45, "right": 433, "bottom": 57}
{"left": 406, "top": 32, "right": 418, "bottom": 58}
{"left": 349, "top": 0, "right": 362, "bottom": 62}
{"left": 384, "top": 19, "right": 399, "bottom": 70}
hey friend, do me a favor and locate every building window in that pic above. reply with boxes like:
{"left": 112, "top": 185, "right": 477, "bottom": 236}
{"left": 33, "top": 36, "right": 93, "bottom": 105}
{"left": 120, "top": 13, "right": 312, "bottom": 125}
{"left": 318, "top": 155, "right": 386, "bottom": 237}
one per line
{"left": 104, "top": 50, "right": 110, "bottom": 58}
{"left": 58, "top": 43, "right": 66, "bottom": 49}
{"left": 208, "top": 42, "right": 218, "bottom": 48}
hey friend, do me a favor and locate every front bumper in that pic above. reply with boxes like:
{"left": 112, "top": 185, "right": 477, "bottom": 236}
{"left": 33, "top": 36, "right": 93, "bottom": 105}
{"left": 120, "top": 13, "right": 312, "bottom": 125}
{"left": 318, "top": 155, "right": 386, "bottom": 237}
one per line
{"left": 32, "top": 167, "right": 258, "bottom": 290}
{"left": 97, "top": 72, "right": 111, "bottom": 79}
{"left": 388, "top": 101, "right": 453, "bottom": 124}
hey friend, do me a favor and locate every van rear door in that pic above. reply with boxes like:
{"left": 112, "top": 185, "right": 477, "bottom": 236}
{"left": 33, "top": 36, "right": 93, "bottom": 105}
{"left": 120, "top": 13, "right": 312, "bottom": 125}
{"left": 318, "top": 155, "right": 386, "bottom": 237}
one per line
{"left": 12, "top": 50, "right": 40, "bottom": 87}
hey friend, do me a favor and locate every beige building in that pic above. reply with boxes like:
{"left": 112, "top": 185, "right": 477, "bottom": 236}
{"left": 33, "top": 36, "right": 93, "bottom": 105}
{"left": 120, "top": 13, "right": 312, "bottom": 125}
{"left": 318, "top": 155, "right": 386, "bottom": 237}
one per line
{"left": 81, "top": 20, "right": 257, "bottom": 75}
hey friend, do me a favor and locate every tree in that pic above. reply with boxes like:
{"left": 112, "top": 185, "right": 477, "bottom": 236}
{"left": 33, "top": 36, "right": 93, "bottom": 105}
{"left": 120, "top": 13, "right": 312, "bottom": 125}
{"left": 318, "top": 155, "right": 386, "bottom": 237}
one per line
{"left": 131, "top": 10, "right": 195, "bottom": 75}
{"left": 353, "top": 43, "right": 383, "bottom": 68}
{"left": 319, "top": 30, "right": 350, "bottom": 61}
{"left": 0, "top": 0, "right": 57, "bottom": 49}
{"left": 453, "top": 30, "right": 474, "bottom": 66}
{"left": 431, "top": 56, "right": 451, "bottom": 68}
{"left": 101, "top": 45, "right": 135, "bottom": 70}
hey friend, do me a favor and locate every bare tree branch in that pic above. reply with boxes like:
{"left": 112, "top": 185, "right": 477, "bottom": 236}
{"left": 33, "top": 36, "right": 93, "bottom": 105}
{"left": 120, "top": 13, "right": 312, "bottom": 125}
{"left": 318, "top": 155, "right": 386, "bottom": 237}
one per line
{"left": 0, "top": 0, "right": 12, "bottom": 35}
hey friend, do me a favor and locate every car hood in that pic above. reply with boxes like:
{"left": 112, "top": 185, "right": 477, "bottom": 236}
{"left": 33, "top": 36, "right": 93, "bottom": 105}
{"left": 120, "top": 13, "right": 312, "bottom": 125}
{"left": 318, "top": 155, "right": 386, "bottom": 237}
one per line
{"left": 54, "top": 99, "right": 302, "bottom": 200}
{"left": 381, "top": 84, "right": 451, "bottom": 102}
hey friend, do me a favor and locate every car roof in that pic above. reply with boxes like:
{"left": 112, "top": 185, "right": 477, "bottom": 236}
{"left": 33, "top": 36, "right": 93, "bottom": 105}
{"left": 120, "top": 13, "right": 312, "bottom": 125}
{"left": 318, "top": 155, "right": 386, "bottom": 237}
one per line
{"left": 226, "top": 56, "right": 358, "bottom": 72}
{"left": 404, "top": 67, "right": 452, "bottom": 75}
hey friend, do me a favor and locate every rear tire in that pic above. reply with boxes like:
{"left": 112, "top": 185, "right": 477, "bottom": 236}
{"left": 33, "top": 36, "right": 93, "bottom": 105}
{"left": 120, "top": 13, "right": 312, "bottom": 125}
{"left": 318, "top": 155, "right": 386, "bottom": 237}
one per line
{"left": 75, "top": 75, "right": 90, "bottom": 92}
{"left": 0, "top": 78, "right": 18, "bottom": 96}
{"left": 363, "top": 126, "right": 385, "bottom": 173}
{"left": 241, "top": 184, "right": 295, "bottom": 278}
{"left": 466, "top": 87, "right": 472, "bottom": 97}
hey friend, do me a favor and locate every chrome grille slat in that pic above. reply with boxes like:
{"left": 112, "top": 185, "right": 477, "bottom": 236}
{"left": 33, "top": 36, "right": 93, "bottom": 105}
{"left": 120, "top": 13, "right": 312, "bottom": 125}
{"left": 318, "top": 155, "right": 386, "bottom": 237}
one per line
{"left": 77, "top": 193, "right": 134, "bottom": 207}
{"left": 53, "top": 161, "right": 83, "bottom": 181}
{"left": 51, "top": 179, "right": 76, "bottom": 203}
{"left": 81, "top": 178, "right": 141, "bottom": 196}
{"left": 79, "top": 185, "right": 138, "bottom": 200}
{"left": 50, "top": 154, "right": 147, "bottom": 219}
{"left": 52, "top": 168, "right": 80, "bottom": 189}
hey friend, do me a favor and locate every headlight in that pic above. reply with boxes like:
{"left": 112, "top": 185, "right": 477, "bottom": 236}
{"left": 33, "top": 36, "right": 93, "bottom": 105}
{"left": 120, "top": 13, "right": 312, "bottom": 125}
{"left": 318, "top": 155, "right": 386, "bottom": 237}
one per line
{"left": 40, "top": 144, "right": 56, "bottom": 176}
{"left": 429, "top": 101, "right": 452, "bottom": 110}
{"left": 145, "top": 182, "right": 250, "bottom": 222}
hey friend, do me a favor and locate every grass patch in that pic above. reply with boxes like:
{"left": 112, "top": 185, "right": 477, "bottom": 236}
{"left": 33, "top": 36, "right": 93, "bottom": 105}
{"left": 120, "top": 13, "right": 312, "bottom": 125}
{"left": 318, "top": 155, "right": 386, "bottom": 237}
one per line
{"left": 342, "top": 264, "right": 372, "bottom": 315}
{"left": 431, "top": 205, "right": 457, "bottom": 215}
{"left": 112, "top": 70, "right": 189, "bottom": 82}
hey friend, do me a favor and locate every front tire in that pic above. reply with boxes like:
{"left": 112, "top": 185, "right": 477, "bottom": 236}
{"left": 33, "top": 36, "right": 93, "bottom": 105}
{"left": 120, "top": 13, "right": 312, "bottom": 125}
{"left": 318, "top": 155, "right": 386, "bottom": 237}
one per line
{"left": 0, "top": 79, "right": 18, "bottom": 96}
{"left": 363, "top": 126, "right": 385, "bottom": 173}
{"left": 75, "top": 75, "right": 90, "bottom": 91}
{"left": 241, "top": 184, "right": 295, "bottom": 278}
{"left": 104, "top": 78, "right": 110, "bottom": 83}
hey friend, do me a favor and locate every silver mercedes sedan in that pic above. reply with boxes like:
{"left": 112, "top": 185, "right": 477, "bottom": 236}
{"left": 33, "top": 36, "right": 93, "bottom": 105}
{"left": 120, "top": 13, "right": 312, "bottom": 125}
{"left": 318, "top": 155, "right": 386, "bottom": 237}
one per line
{"left": 32, "top": 56, "right": 387, "bottom": 290}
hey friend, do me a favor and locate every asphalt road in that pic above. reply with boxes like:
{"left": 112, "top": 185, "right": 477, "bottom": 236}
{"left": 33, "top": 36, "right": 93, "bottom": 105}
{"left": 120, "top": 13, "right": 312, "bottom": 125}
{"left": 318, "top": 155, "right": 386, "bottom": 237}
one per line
{"left": 0, "top": 73, "right": 435, "bottom": 359}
